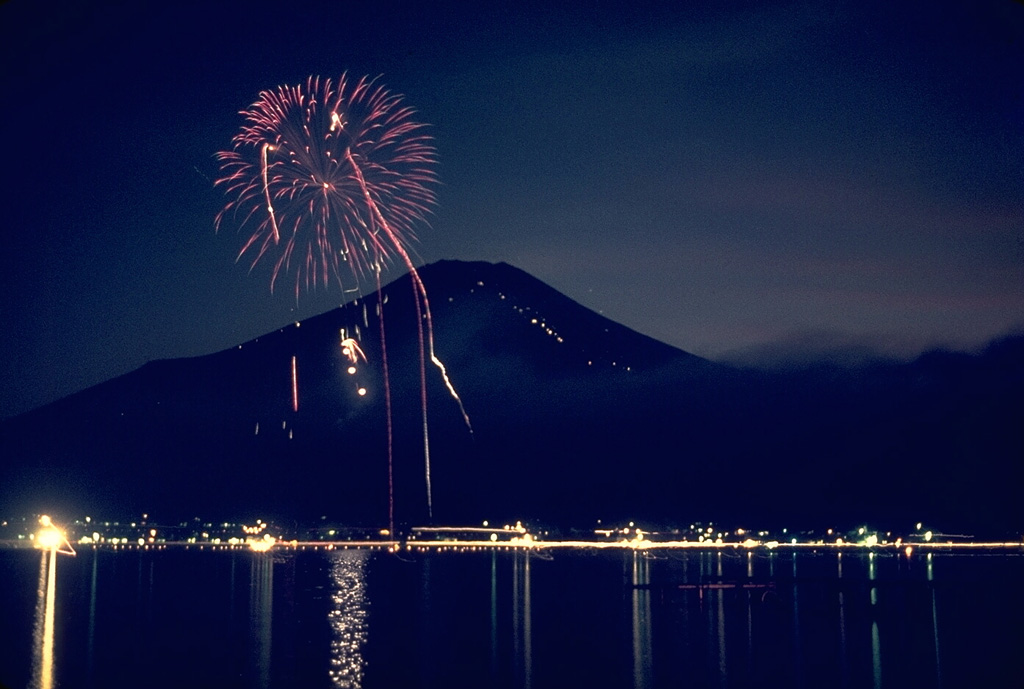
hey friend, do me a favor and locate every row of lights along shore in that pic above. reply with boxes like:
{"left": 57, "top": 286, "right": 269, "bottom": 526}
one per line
{"left": 10, "top": 516, "right": 1020, "bottom": 555}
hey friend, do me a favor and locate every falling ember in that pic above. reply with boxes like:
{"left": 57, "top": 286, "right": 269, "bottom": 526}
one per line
{"left": 340, "top": 330, "right": 367, "bottom": 365}
{"left": 340, "top": 330, "right": 371, "bottom": 398}
{"left": 291, "top": 355, "right": 299, "bottom": 412}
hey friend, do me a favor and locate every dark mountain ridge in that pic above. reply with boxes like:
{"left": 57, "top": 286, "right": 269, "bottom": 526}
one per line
{"left": 2, "top": 261, "right": 1022, "bottom": 534}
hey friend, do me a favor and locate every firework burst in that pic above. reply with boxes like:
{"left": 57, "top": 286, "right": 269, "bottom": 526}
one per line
{"left": 215, "top": 74, "right": 469, "bottom": 525}
{"left": 215, "top": 74, "right": 437, "bottom": 294}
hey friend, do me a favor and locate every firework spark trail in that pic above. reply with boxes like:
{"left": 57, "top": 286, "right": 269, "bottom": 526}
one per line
{"left": 409, "top": 265, "right": 473, "bottom": 432}
{"left": 345, "top": 147, "right": 433, "bottom": 517}
{"left": 216, "top": 73, "right": 470, "bottom": 522}
{"left": 374, "top": 268, "right": 395, "bottom": 537}
{"left": 343, "top": 147, "right": 472, "bottom": 431}
{"left": 409, "top": 274, "right": 432, "bottom": 518}
{"left": 292, "top": 355, "right": 299, "bottom": 412}
{"left": 260, "top": 143, "right": 280, "bottom": 244}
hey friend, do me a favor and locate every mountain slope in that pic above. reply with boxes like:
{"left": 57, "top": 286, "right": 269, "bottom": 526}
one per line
{"left": 2, "top": 261, "right": 1022, "bottom": 532}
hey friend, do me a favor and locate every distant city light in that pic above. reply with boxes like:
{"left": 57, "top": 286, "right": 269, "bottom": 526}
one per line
{"left": 248, "top": 534, "right": 275, "bottom": 552}
{"left": 4, "top": 514, "right": 1020, "bottom": 556}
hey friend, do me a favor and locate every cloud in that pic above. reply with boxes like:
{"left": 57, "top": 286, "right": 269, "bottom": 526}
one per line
{"left": 717, "top": 327, "right": 932, "bottom": 370}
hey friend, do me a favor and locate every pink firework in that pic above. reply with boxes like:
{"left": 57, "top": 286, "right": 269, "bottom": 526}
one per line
{"left": 215, "top": 74, "right": 438, "bottom": 294}
{"left": 215, "top": 75, "right": 469, "bottom": 526}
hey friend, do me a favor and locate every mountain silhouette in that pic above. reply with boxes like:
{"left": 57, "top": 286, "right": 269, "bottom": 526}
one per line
{"left": 2, "top": 260, "right": 1021, "bottom": 534}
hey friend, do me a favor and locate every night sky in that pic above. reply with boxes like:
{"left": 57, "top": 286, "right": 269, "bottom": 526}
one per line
{"left": 1, "top": 0, "right": 1022, "bottom": 419}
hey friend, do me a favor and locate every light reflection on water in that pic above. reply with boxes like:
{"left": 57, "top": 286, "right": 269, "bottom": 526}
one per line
{"left": 328, "top": 550, "right": 369, "bottom": 688}
{"left": 250, "top": 553, "right": 273, "bottom": 689}
{"left": 490, "top": 550, "right": 499, "bottom": 680}
{"left": 869, "top": 553, "right": 882, "bottom": 689}
{"left": 929, "top": 554, "right": 942, "bottom": 686}
{"left": 85, "top": 550, "right": 98, "bottom": 688}
{"left": 837, "top": 552, "right": 848, "bottom": 683}
{"left": 717, "top": 552, "right": 727, "bottom": 688}
{"left": 790, "top": 552, "right": 802, "bottom": 688}
{"left": 512, "top": 549, "right": 532, "bottom": 689}
{"left": 631, "top": 552, "right": 652, "bottom": 689}
{"left": 4, "top": 547, "right": 1024, "bottom": 688}
{"left": 29, "top": 550, "right": 56, "bottom": 689}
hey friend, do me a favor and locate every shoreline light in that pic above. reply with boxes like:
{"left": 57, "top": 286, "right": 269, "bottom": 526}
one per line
{"left": 32, "top": 516, "right": 76, "bottom": 556}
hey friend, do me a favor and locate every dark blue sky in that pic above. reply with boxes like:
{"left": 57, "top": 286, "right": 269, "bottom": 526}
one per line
{"left": 1, "top": 0, "right": 1022, "bottom": 418}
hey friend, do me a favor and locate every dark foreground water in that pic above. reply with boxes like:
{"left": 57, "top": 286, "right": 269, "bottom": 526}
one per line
{"left": 0, "top": 546, "right": 1022, "bottom": 689}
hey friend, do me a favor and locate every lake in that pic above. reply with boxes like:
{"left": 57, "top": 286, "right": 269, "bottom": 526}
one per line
{"left": 0, "top": 546, "right": 1021, "bottom": 688}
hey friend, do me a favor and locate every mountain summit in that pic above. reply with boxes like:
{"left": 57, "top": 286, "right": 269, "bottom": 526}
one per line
{"left": 2, "top": 261, "right": 1022, "bottom": 532}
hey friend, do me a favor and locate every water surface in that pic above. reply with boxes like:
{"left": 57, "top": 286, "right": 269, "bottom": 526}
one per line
{"left": 0, "top": 547, "right": 1021, "bottom": 688}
